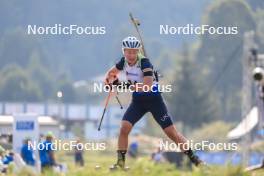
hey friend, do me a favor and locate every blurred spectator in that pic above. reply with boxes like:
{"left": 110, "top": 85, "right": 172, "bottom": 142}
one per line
{"left": 128, "top": 141, "right": 138, "bottom": 158}
{"left": 151, "top": 148, "right": 164, "bottom": 163}
{"left": 74, "top": 139, "right": 84, "bottom": 166}
{"left": 39, "top": 134, "right": 45, "bottom": 143}
{"left": 20, "top": 138, "right": 35, "bottom": 166}
{"left": 0, "top": 145, "right": 7, "bottom": 173}
{"left": 2, "top": 151, "right": 14, "bottom": 165}
{"left": 39, "top": 132, "right": 56, "bottom": 172}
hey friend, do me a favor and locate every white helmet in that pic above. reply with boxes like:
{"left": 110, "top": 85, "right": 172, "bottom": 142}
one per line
{"left": 122, "top": 36, "right": 141, "bottom": 49}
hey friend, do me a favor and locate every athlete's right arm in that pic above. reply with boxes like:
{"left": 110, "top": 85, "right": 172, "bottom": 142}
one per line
{"left": 104, "top": 57, "right": 124, "bottom": 85}
{"left": 104, "top": 66, "right": 120, "bottom": 85}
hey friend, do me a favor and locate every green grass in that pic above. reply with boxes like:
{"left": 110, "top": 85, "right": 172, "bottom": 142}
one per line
{"left": 6, "top": 151, "right": 264, "bottom": 176}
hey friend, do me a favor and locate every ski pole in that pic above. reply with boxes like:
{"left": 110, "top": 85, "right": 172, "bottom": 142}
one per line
{"left": 115, "top": 91, "right": 123, "bottom": 109}
{"left": 98, "top": 88, "right": 113, "bottom": 131}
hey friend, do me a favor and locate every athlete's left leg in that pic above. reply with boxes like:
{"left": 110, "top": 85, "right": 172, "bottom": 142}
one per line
{"left": 163, "top": 125, "right": 188, "bottom": 151}
{"left": 149, "top": 95, "right": 203, "bottom": 166}
{"left": 162, "top": 125, "right": 203, "bottom": 166}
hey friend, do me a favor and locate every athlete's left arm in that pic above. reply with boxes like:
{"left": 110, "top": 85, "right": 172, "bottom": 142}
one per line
{"left": 142, "top": 73, "right": 153, "bottom": 88}
{"left": 134, "top": 76, "right": 153, "bottom": 92}
{"left": 135, "top": 58, "right": 153, "bottom": 91}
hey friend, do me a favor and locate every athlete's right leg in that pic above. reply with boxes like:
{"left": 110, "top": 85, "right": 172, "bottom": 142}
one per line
{"left": 113, "top": 100, "right": 146, "bottom": 169}
{"left": 118, "top": 120, "right": 133, "bottom": 150}
{"left": 114, "top": 120, "right": 133, "bottom": 169}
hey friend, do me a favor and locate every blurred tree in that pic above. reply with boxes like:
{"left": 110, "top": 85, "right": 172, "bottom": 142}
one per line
{"left": 166, "top": 44, "right": 219, "bottom": 128}
{"left": 0, "top": 28, "right": 49, "bottom": 69}
{"left": 0, "top": 65, "right": 42, "bottom": 101}
{"left": 0, "top": 0, "right": 212, "bottom": 80}
{"left": 196, "top": 0, "right": 256, "bottom": 121}
{"left": 246, "top": 0, "right": 264, "bottom": 11}
{"left": 255, "top": 9, "right": 264, "bottom": 53}
{"left": 27, "top": 51, "right": 56, "bottom": 100}
{"left": 57, "top": 74, "right": 76, "bottom": 103}
{"left": 188, "top": 120, "right": 233, "bottom": 143}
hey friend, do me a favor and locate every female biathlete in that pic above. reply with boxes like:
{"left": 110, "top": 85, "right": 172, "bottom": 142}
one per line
{"left": 104, "top": 36, "right": 204, "bottom": 169}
